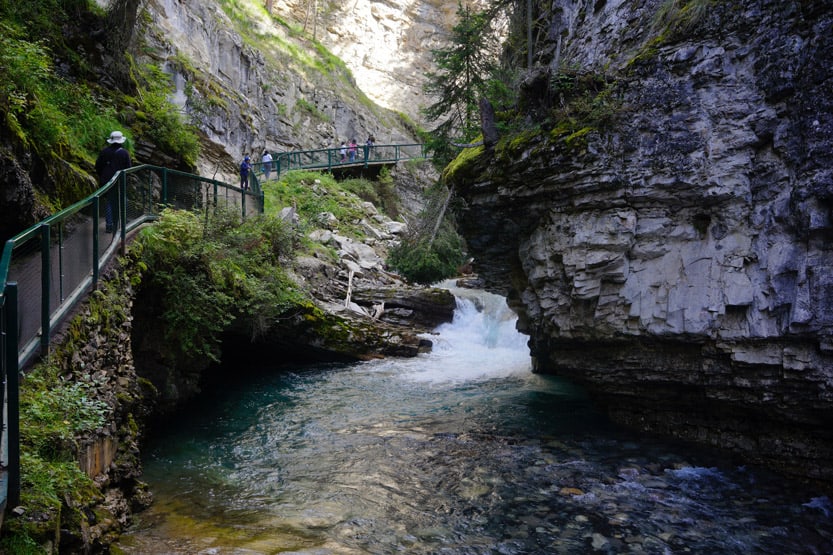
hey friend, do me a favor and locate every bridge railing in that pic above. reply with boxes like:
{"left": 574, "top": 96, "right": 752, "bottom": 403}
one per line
{"left": 0, "top": 165, "right": 263, "bottom": 511}
{"left": 254, "top": 143, "right": 428, "bottom": 181}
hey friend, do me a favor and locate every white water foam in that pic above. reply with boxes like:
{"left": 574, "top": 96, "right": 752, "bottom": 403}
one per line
{"left": 402, "top": 283, "right": 532, "bottom": 383}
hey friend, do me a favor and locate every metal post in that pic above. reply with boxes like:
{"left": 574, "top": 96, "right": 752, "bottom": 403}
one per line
{"left": 92, "top": 198, "right": 100, "bottom": 288}
{"left": 242, "top": 185, "right": 247, "bottom": 220}
{"left": 119, "top": 173, "right": 127, "bottom": 255}
{"left": 58, "top": 222, "right": 65, "bottom": 303}
{"left": 40, "top": 224, "right": 50, "bottom": 358}
{"left": 5, "top": 283, "right": 20, "bottom": 508}
{"left": 162, "top": 168, "right": 169, "bottom": 206}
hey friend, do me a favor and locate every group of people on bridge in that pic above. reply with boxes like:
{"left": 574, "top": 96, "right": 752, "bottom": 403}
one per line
{"left": 239, "top": 135, "right": 377, "bottom": 189}
{"left": 339, "top": 136, "right": 375, "bottom": 163}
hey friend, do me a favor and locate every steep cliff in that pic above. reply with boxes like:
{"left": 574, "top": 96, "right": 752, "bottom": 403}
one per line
{"left": 448, "top": 0, "right": 833, "bottom": 486}
{"left": 134, "top": 0, "right": 421, "bottom": 183}
{"left": 273, "top": 0, "right": 476, "bottom": 123}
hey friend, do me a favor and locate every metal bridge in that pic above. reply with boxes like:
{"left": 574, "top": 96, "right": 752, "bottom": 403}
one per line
{"left": 0, "top": 143, "right": 427, "bottom": 527}
{"left": 254, "top": 142, "right": 428, "bottom": 181}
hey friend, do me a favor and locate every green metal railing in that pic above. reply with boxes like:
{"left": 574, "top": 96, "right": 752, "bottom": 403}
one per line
{"left": 253, "top": 143, "right": 428, "bottom": 181}
{"left": 0, "top": 165, "right": 263, "bottom": 513}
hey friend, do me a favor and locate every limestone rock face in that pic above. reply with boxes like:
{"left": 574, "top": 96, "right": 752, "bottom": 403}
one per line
{"left": 273, "top": 0, "right": 482, "bottom": 123}
{"left": 450, "top": 0, "right": 833, "bottom": 486}
{"left": 135, "top": 0, "right": 420, "bottom": 183}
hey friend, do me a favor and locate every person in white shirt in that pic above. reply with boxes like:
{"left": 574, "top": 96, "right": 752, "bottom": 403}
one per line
{"left": 262, "top": 150, "right": 273, "bottom": 181}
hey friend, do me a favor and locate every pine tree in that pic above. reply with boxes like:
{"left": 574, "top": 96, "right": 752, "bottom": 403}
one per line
{"left": 422, "top": 2, "right": 497, "bottom": 145}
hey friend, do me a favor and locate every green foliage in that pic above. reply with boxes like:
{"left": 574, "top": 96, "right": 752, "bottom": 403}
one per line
{"left": 387, "top": 222, "right": 466, "bottom": 285}
{"left": 295, "top": 97, "right": 330, "bottom": 122}
{"left": 484, "top": 66, "right": 520, "bottom": 112}
{"left": 442, "top": 143, "right": 485, "bottom": 183}
{"left": 489, "top": 69, "right": 620, "bottom": 164}
{"left": 129, "top": 61, "right": 200, "bottom": 167}
{"left": 652, "top": 0, "right": 713, "bottom": 36}
{"left": 20, "top": 362, "right": 110, "bottom": 463}
{"left": 0, "top": 526, "right": 41, "bottom": 555}
{"left": 215, "top": 0, "right": 359, "bottom": 92}
{"left": 386, "top": 180, "right": 466, "bottom": 285}
{"left": 137, "top": 208, "right": 304, "bottom": 356}
{"left": 264, "top": 171, "right": 374, "bottom": 239}
{"left": 626, "top": 0, "right": 715, "bottom": 69}
{"left": 0, "top": 23, "right": 121, "bottom": 164}
{"left": 0, "top": 2, "right": 204, "bottom": 211}
{"left": 3, "top": 361, "right": 107, "bottom": 551}
{"left": 340, "top": 167, "right": 400, "bottom": 219}
{"left": 422, "top": 2, "right": 499, "bottom": 144}
{"left": 549, "top": 71, "right": 620, "bottom": 131}
{"left": 0, "top": 0, "right": 90, "bottom": 41}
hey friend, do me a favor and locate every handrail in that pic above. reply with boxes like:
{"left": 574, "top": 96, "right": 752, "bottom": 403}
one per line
{"left": 252, "top": 142, "right": 428, "bottom": 181}
{"left": 0, "top": 164, "right": 263, "bottom": 513}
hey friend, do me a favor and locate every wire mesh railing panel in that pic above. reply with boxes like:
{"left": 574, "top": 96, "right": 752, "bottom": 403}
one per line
{"left": 243, "top": 190, "right": 261, "bottom": 217}
{"left": 52, "top": 208, "right": 96, "bottom": 310}
{"left": 7, "top": 235, "right": 44, "bottom": 355}
{"left": 397, "top": 143, "right": 426, "bottom": 159}
{"left": 213, "top": 183, "right": 236, "bottom": 212}
{"left": 0, "top": 300, "right": 6, "bottom": 430}
{"left": 126, "top": 171, "right": 157, "bottom": 223}
{"left": 96, "top": 195, "right": 114, "bottom": 260}
{"left": 166, "top": 172, "right": 204, "bottom": 213}
{"left": 48, "top": 228, "right": 63, "bottom": 321}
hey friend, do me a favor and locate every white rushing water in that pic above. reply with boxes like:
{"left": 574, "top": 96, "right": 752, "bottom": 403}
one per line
{"left": 395, "top": 282, "right": 531, "bottom": 383}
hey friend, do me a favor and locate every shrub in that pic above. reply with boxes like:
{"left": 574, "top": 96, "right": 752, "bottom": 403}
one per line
{"left": 129, "top": 61, "right": 200, "bottom": 168}
{"left": 387, "top": 221, "right": 466, "bottom": 285}
{"left": 136, "top": 208, "right": 304, "bottom": 356}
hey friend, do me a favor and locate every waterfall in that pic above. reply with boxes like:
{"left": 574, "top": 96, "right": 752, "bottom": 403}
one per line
{"left": 400, "top": 281, "right": 531, "bottom": 383}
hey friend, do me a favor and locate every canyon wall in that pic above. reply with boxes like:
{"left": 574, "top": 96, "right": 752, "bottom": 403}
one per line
{"left": 448, "top": 0, "right": 833, "bottom": 486}
{"left": 137, "top": 0, "right": 419, "bottom": 182}
{"left": 273, "top": 0, "right": 478, "bottom": 124}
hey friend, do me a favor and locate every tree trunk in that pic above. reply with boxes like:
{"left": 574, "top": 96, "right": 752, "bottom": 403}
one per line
{"left": 479, "top": 97, "right": 498, "bottom": 149}
{"left": 428, "top": 186, "right": 453, "bottom": 247}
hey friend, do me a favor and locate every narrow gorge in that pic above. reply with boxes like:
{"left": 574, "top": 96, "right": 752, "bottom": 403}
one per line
{"left": 2, "top": 0, "right": 833, "bottom": 551}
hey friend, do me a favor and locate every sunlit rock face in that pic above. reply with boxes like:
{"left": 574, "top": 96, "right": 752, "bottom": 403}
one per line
{"left": 449, "top": 0, "right": 833, "bottom": 487}
{"left": 274, "top": 0, "right": 485, "bottom": 123}
{"left": 132, "top": 0, "right": 424, "bottom": 182}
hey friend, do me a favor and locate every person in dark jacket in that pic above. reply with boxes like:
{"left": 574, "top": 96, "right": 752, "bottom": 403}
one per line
{"left": 95, "top": 130, "right": 132, "bottom": 233}
{"left": 240, "top": 155, "right": 252, "bottom": 190}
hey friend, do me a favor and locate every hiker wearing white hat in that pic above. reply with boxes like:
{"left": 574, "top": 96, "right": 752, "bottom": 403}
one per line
{"left": 106, "top": 130, "right": 126, "bottom": 144}
{"left": 95, "top": 130, "right": 132, "bottom": 233}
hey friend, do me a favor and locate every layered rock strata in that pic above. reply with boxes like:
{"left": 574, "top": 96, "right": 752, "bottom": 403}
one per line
{"left": 449, "top": 0, "right": 833, "bottom": 486}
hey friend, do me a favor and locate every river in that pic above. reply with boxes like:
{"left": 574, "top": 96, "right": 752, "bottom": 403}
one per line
{"left": 117, "top": 284, "right": 833, "bottom": 554}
